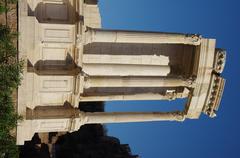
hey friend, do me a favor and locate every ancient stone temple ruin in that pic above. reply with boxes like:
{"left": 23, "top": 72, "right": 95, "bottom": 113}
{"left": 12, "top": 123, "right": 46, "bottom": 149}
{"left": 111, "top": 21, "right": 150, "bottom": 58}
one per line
{"left": 17, "top": 0, "right": 226, "bottom": 145}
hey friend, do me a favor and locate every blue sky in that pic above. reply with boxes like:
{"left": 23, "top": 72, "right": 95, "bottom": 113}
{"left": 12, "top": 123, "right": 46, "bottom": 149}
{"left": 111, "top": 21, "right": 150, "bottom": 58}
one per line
{"left": 98, "top": 0, "right": 240, "bottom": 158}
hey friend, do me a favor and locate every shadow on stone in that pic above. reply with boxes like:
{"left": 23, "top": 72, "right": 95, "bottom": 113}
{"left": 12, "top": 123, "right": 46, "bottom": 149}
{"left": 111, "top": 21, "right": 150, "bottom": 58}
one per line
{"left": 19, "top": 102, "right": 139, "bottom": 158}
{"left": 27, "top": 1, "right": 81, "bottom": 24}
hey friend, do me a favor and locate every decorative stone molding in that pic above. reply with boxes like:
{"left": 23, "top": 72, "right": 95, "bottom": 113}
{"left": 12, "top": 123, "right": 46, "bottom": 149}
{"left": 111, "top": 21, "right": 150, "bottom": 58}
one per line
{"left": 214, "top": 49, "right": 226, "bottom": 74}
{"left": 203, "top": 75, "right": 225, "bottom": 118}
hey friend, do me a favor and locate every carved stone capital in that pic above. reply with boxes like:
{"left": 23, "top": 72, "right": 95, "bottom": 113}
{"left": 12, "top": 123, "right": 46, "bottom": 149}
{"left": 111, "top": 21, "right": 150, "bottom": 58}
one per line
{"left": 214, "top": 49, "right": 226, "bottom": 74}
{"left": 203, "top": 75, "right": 225, "bottom": 118}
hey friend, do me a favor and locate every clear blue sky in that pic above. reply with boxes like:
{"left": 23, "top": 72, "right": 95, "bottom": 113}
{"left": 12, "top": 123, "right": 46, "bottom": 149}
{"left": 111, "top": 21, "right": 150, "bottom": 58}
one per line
{"left": 98, "top": 0, "right": 240, "bottom": 158}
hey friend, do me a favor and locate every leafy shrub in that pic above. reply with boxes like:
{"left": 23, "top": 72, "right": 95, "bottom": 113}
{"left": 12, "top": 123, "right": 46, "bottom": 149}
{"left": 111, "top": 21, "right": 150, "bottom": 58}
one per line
{"left": 0, "top": 23, "right": 22, "bottom": 158}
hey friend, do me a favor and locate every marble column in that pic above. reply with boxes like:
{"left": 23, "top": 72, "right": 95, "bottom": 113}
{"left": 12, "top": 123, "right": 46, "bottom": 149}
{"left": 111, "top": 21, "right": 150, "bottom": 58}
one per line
{"left": 83, "top": 64, "right": 170, "bottom": 76}
{"left": 84, "top": 77, "right": 193, "bottom": 88}
{"left": 82, "top": 54, "right": 171, "bottom": 76}
{"left": 82, "top": 111, "right": 185, "bottom": 124}
{"left": 26, "top": 107, "right": 185, "bottom": 133}
{"left": 79, "top": 92, "right": 189, "bottom": 102}
{"left": 85, "top": 28, "right": 201, "bottom": 45}
{"left": 22, "top": 107, "right": 185, "bottom": 144}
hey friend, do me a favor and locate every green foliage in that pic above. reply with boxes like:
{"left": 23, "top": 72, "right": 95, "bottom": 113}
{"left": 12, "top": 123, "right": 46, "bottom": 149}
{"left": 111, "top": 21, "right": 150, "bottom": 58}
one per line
{"left": 0, "top": 23, "right": 22, "bottom": 157}
{"left": 0, "top": 1, "right": 22, "bottom": 157}
{"left": 0, "top": 5, "right": 5, "bottom": 14}
{"left": 0, "top": 1, "right": 6, "bottom": 14}
{"left": 0, "top": 25, "right": 22, "bottom": 89}
{"left": 0, "top": 0, "right": 18, "bottom": 16}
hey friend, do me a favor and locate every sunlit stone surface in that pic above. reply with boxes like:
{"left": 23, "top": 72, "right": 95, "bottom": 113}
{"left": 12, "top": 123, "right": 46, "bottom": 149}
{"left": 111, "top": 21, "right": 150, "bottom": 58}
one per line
{"left": 17, "top": 0, "right": 226, "bottom": 145}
